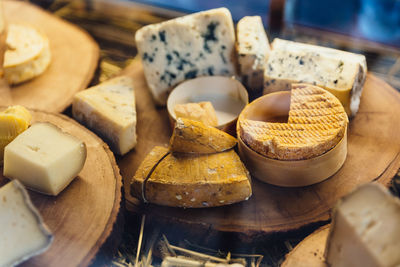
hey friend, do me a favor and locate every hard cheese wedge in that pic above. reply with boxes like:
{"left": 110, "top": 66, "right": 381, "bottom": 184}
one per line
{"left": 236, "top": 16, "right": 270, "bottom": 93}
{"left": 131, "top": 146, "right": 252, "bottom": 208}
{"left": 0, "top": 180, "right": 53, "bottom": 267}
{"left": 239, "top": 84, "right": 348, "bottom": 160}
{"left": 3, "top": 122, "right": 87, "bottom": 196}
{"left": 72, "top": 76, "right": 137, "bottom": 155}
{"left": 325, "top": 183, "right": 400, "bottom": 267}
{"left": 174, "top": 101, "right": 218, "bottom": 126}
{"left": 135, "top": 8, "right": 236, "bottom": 105}
{"left": 0, "top": 105, "right": 31, "bottom": 162}
{"left": 170, "top": 118, "right": 237, "bottom": 154}
{"left": 4, "top": 23, "right": 51, "bottom": 85}
{"left": 264, "top": 38, "right": 367, "bottom": 117}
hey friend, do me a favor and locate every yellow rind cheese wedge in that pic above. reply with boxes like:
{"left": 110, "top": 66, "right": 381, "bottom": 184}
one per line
{"left": 170, "top": 118, "right": 237, "bottom": 154}
{"left": 0, "top": 105, "right": 32, "bottom": 162}
{"left": 131, "top": 146, "right": 252, "bottom": 208}
{"left": 0, "top": 180, "right": 53, "bottom": 267}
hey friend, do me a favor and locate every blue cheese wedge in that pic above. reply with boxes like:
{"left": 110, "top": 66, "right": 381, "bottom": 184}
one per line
{"left": 72, "top": 76, "right": 137, "bottom": 155}
{"left": 325, "top": 183, "right": 400, "bottom": 267}
{"left": 264, "top": 38, "right": 367, "bottom": 117}
{"left": 0, "top": 180, "right": 53, "bottom": 267}
{"left": 236, "top": 16, "right": 270, "bottom": 93}
{"left": 135, "top": 8, "right": 236, "bottom": 105}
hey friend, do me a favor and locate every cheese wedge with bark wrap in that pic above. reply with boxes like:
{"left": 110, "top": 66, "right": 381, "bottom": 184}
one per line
{"left": 131, "top": 146, "right": 252, "bottom": 208}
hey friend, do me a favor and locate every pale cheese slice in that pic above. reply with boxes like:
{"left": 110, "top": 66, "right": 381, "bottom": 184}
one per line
{"left": 264, "top": 38, "right": 366, "bottom": 117}
{"left": 3, "top": 122, "right": 87, "bottom": 196}
{"left": 0, "top": 180, "right": 53, "bottom": 267}
{"left": 174, "top": 101, "right": 218, "bottom": 126}
{"left": 236, "top": 16, "right": 270, "bottom": 93}
{"left": 4, "top": 23, "right": 51, "bottom": 85}
{"left": 131, "top": 146, "right": 252, "bottom": 208}
{"left": 72, "top": 76, "right": 137, "bottom": 155}
{"left": 325, "top": 183, "right": 400, "bottom": 267}
{"left": 170, "top": 118, "right": 236, "bottom": 154}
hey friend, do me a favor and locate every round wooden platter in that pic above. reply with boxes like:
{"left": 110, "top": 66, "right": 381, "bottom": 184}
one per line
{"left": 281, "top": 225, "right": 330, "bottom": 267}
{"left": 119, "top": 59, "right": 400, "bottom": 237}
{"left": 0, "top": 1, "right": 99, "bottom": 112}
{"left": 0, "top": 109, "right": 122, "bottom": 267}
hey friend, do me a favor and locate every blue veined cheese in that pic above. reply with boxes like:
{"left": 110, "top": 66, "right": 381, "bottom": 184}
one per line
{"left": 135, "top": 8, "right": 236, "bottom": 105}
{"left": 236, "top": 16, "right": 270, "bottom": 94}
{"left": 72, "top": 76, "right": 137, "bottom": 155}
{"left": 264, "top": 38, "right": 367, "bottom": 117}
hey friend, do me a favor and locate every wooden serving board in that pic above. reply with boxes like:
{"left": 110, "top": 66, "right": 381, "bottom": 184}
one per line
{"left": 281, "top": 225, "right": 329, "bottom": 267}
{"left": 0, "top": 110, "right": 122, "bottom": 267}
{"left": 120, "top": 59, "right": 400, "bottom": 237}
{"left": 0, "top": 1, "right": 99, "bottom": 112}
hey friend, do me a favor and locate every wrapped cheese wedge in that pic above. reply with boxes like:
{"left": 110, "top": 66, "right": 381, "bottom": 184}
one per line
{"left": 170, "top": 118, "right": 237, "bottom": 154}
{"left": 4, "top": 23, "right": 51, "bottom": 85}
{"left": 0, "top": 105, "right": 32, "bottom": 162}
{"left": 0, "top": 180, "right": 53, "bottom": 266}
{"left": 131, "top": 146, "right": 252, "bottom": 208}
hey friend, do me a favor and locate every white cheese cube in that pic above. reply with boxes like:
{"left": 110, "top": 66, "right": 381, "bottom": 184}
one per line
{"left": 236, "top": 16, "right": 270, "bottom": 93}
{"left": 0, "top": 180, "right": 53, "bottom": 267}
{"left": 325, "top": 183, "right": 400, "bottom": 267}
{"left": 264, "top": 38, "right": 367, "bottom": 117}
{"left": 72, "top": 76, "right": 137, "bottom": 155}
{"left": 3, "top": 122, "right": 87, "bottom": 196}
{"left": 135, "top": 8, "right": 236, "bottom": 105}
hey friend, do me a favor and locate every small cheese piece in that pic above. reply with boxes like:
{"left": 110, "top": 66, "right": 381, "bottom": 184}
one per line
{"left": 4, "top": 23, "right": 51, "bottom": 85}
{"left": 170, "top": 118, "right": 236, "bottom": 153}
{"left": 72, "top": 76, "right": 137, "bottom": 155}
{"left": 174, "top": 101, "right": 218, "bottom": 126}
{"left": 264, "top": 38, "right": 367, "bottom": 117}
{"left": 135, "top": 8, "right": 236, "bottom": 105}
{"left": 236, "top": 16, "right": 270, "bottom": 93}
{"left": 0, "top": 105, "right": 32, "bottom": 162}
{"left": 325, "top": 183, "right": 400, "bottom": 267}
{"left": 3, "top": 122, "right": 87, "bottom": 196}
{"left": 239, "top": 84, "right": 348, "bottom": 160}
{"left": 131, "top": 146, "right": 252, "bottom": 208}
{"left": 0, "top": 180, "right": 53, "bottom": 267}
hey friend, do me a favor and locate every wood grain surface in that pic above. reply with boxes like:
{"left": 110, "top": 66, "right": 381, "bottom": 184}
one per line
{"left": 0, "top": 1, "right": 99, "bottom": 112}
{"left": 0, "top": 110, "right": 122, "bottom": 267}
{"left": 119, "top": 59, "right": 400, "bottom": 237}
{"left": 281, "top": 225, "right": 329, "bottom": 267}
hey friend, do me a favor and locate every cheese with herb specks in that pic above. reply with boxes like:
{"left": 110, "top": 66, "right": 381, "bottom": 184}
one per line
{"left": 237, "top": 16, "right": 270, "bottom": 94}
{"left": 135, "top": 8, "right": 236, "bottom": 105}
{"left": 264, "top": 39, "right": 367, "bottom": 117}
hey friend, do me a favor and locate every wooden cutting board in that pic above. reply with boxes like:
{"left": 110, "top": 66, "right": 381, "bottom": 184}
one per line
{"left": 0, "top": 1, "right": 99, "bottom": 112}
{"left": 0, "top": 110, "right": 122, "bottom": 267}
{"left": 281, "top": 225, "right": 329, "bottom": 267}
{"left": 119, "top": 59, "right": 400, "bottom": 237}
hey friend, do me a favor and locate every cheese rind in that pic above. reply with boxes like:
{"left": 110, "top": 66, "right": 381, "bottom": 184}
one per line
{"left": 0, "top": 105, "right": 32, "bottom": 162}
{"left": 135, "top": 8, "right": 236, "bottom": 105}
{"left": 131, "top": 146, "right": 252, "bottom": 208}
{"left": 264, "top": 38, "right": 367, "bottom": 117}
{"left": 170, "top": 118, "right": 237, "bottom": 154}
{"left": 174, "top": 101, "right": 218, "bottom": 126}
{"left": 72, "top": 76, "right": 137, "bottom": 155}
{"left": 325, "top": 183, "right": 400, "bottom": 267}
{"left": 236, "top": 16, "right": 270, "bottom": 93}
{"left": 3, "top": 122, "right": 87, "bottom": 196}
{"left": 0, "top": 180, "right": 53, "bottom": 267}
{"left": 4, "top": 23, "right": 51, "bottom": 85}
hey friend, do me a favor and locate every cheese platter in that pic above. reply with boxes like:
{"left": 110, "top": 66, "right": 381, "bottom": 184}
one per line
{"left": 0, "top": 109, "right": 122, "bottom": 267}
{"left": 0, "top": 1, "right": 99, "bottom": 112}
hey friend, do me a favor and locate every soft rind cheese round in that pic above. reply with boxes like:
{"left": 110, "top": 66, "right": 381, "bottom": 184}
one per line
{"left": 4, "top": 23, "right": 51, "bottom": 85}
{"left": 240, "top": 84, "right": 348, "bottom": 160}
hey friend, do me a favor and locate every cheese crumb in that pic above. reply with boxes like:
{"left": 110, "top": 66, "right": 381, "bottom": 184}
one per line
{"left": 176, "top": 194, "right": 182, "bottom": 200}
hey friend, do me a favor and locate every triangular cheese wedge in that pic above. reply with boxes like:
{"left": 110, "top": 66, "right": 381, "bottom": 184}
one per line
{"left": 239, "top": 84, "right": 348, "bottom": 160}
{"left": 72, "top": 76, "right": 136, "bottom": 155}
{"left": 131, "top": 146, "right": 252, "bottom": 208}
{"left": 170, "top": 118, "right": 237, "bottom": 154}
